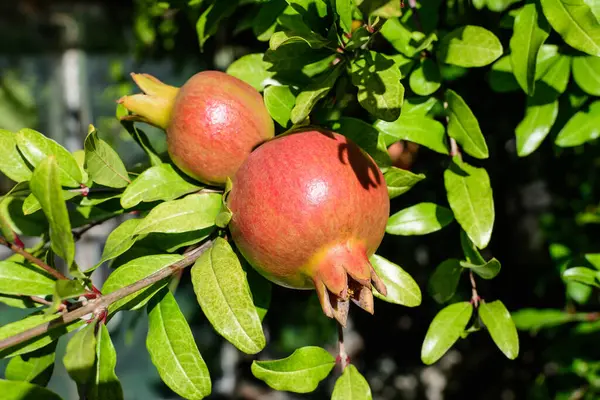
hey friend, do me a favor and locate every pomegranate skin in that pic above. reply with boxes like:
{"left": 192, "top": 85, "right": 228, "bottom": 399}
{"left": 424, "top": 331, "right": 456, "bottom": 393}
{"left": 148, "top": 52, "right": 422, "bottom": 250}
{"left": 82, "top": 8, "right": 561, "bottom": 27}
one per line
{"left": 228, "top": 129, "right": 390, "bottom": 323}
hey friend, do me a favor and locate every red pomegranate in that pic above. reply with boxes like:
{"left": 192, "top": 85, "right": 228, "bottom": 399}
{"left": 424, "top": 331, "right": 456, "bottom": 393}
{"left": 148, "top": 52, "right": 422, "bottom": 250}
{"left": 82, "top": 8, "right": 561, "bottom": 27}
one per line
{"left": 118, "top": 71, "right": 274, "bottom": 186}
{"left": 228, "top": 129, "right": 390, "bottom": 325}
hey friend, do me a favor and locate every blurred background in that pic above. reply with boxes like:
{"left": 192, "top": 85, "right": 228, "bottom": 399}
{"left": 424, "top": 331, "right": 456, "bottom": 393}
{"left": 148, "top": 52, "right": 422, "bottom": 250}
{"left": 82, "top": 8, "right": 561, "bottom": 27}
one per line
{"left": 1, "top": 1, "right": 600, "bottom": 399}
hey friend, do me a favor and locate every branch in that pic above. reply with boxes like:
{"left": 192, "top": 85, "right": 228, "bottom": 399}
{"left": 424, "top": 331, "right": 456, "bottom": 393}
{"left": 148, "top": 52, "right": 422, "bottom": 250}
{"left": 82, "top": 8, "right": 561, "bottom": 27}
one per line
{"left": 337, "top": 322, "right": 349, "bottom": 370}
{"left": 469, "top": 270, "right": 480, "bottom": 307}
{"left": 0, "top": 236, "right": 68, "bottom": 281}
{"left": 0, "top": 239, "right": 214, "bottom": 352}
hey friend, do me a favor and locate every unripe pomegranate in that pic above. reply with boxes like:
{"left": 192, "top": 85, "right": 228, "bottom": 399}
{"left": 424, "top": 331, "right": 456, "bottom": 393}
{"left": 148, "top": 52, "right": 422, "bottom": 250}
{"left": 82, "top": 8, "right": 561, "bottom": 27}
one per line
{"left": 118, "top": 71, "right": 274, "bottom": 186}
{"left": 228, "top": 129, "right": 390, "bottom": 326}
{"left": 388, "top": 140, "right": 419, "bottom": 170}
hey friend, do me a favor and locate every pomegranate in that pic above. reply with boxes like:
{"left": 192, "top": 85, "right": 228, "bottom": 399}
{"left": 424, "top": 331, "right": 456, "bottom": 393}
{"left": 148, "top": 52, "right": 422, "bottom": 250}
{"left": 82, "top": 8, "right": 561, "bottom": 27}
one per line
{"left": 388, "top": 140, "right": 419, "bottom": 170}
{"left": 228, "top": 129, "right": 390, "bottom": 326}
{"left": 118, "top": 71, "right": 274, "bottom": 186}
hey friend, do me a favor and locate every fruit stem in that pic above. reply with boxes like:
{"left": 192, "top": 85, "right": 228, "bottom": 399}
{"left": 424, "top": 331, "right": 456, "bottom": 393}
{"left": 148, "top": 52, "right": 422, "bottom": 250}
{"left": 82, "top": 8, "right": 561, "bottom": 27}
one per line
{"left": 117, "top": 73, "right": 179, "bottom": 130}
{"left": 337, "top": 322, "right": 349, "bottom": 371}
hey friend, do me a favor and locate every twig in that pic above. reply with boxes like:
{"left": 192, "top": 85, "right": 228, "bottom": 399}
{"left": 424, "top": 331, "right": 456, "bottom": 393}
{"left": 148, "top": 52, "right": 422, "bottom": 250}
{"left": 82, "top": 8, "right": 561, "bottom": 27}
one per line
{"left": 337, "top": 323, "right": 349, "bottom": 370}
{"left": 0, "top": 239, "right": 214, "bottom": 352}
{"left": 469, "top": 270, "right": 480, "bottom": 307}
{"left": 0, "top": 236, "right": 68, "bottom": 281}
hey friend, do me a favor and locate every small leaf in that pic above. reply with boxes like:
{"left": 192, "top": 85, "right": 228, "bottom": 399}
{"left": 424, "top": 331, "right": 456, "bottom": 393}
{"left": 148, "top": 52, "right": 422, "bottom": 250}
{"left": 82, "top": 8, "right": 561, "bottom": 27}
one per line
{"left": 540, "top": 0, "right": 600, "bottom": 57}
{"left": 445, "top": 89, "right": 489, "bottom": 159}
{"left": 121, "top": 164, "right": 200, "bottom": 209}
{"left": 511, "top": 308, "right": 574, "bottom": 331}
{"left": 89, "top": 324, "right": 124, "bottom": 400}
{"left": 5, "top": 342, "right": 56, "bottom": 386}
{"left": 147, "top": 290, "right": 211, "bottom": 399}
{"left": 437, "top": 26, "right": 503, "bottom": 68}
{"left": 585, "top": 253, "right": 600, "bottom": 270}
{"left": 555, "top": 101, "right": 600, "bottom": 147}
{"left": 335, "top": 0, "right": 353, "bottom": 33}
{"left": 120, "top": 122, "right": 162, "bottom": 167}
{"left": 562, "top": 267, "right": 600, "bottom": 287}
{"left": 0, "top": 129, "right": 32, "bottom": 182}
{"left": 84, "top": 126, "right": 130, "bottom": 188}
{"left": 0, "top": 379, "right": 63, "bottom": 400}
{"left": 572, "top": 55, "right": 600, "bottom": 96}
{"left": 489, "top": 56, "right": 521, "bottom": 93}
{"left": 370, "top": 254, "right": 421, "bottom": 307}
{"left": 290, "top": 65, "right": 343, "bottom": 124}
{"left": 134, "top": 193, "right": 222, "bottom": 235}
{"left": 30, "top": 157, "right": 75, "bottom": 267}
{"left": 330, "top": 117, "right": 392, "bottom": 168}
{"left": 226, "top": 53, "right": 275, "bottom": 92}
{"left": 515, "top": 90, "right": 559, "bottom": 157}
{"left": 421, "top": 302, "right": 473, "bottom": 365}
{"left": 460, "top": 229, "right": 491, "bottom": 262}
{"left": 402, "top": 96, "right": 442, "bottom": 116}
{"left": 269, "top": 30, "right": 329, "bottom": 50}
{"left": 409, "top": 59, "right": 441, "bottom": 97}
{"left": 102, "top": 254, "right": 183, "bottom": 312}
{"left": 428, "top": 259, "right": 463, "bottom": 304}
{"left": 479, "top": 300, "right": 520, "bottom": 360}
{"left": 264, "top": 85, "right": 296, "bottom": 128}
{"left": 331, "top": 364, "right": 372, "bottom": 400}
{"left": 191, "top": 238, "right": 265, "bottom": 354}
{"left": 63, "top": 322, "right": 97, "bottom": 384}
{"left": 94, "top": 218, "right": 141, "bottom": 269}
{"left": 460, "top": 258, "right": 502, "bottom": 279}
{"left": 15, "top": 128, "right": 82, "bottom": 187}
{"left": 444, "top": 157, "right": 495, "bottom": 249}
{"left": 386, "top": 202, "right": 454, "bottom": 236}
{"left": 251, "top": 346, "right": 335, "bottom": 393}
{"left": 384, "top": 167, "right": 425, "bottom": 199}
{"left": 375, "top": 116, "right": 448, "bottom": 154}
{"left": 0, "top": 261, "right": 55, "bottom": 296}
{"left": 54, "top": 280, "right": 88, "bottom": 301}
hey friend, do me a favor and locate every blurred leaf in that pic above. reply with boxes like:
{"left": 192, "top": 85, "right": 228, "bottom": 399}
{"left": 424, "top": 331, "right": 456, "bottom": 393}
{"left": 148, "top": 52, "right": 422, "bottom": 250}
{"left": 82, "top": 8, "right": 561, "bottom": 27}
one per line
{"left": 572, "top": 55, "right": 600, "bottom": 96}
{"left": 386, "top": 202, "right": 454, "bottom": 236}
{"left": 479, "top": 300, "right": 519, "bottom": 360}
{"left": 563, "top": 267, "right": 600, "bottom": 287}
{"left": 63, "top": 322, "right": 97, "bottom": 384}
{"left": 290, "top": 65, "right": 343, "bottom": 124}
{"left": 196, "top": 0, "right": 239, "bottom": 50}
{"left": 264, "top": 85, "right": 296, "bottom": 127}
{"left": 251, "top": 346, "right": 335, "bottom": 393}
{"left": 331, "top": 364, "right": 372, "bottom": 400}
{"left": 540, "top": 0, "right": 600, "bottom": 56}
{"left": 555, "top": 100, "right": 600, "bottom": 147}
{"left": 331, "top": 117, "right": 392, "bottom": 167}
{"left": 585, "top": 254, "right": 600, "bottom": 270}
{"left": 88, "top": 324, "right": 123, "bottom": 400}
{"left": 444, "top": 157, "right": 495, "bottom": 249}
{"left": 460, "top": 258, "right": 502, "bottom": 280}
{"left": 0, "top": 379, "right": 62, "bottom": 400}
{"left": 511, "top": 308, "right": 575, "bottom": 331}
{"left": 102, "top": 254, "right": 183, "bottom": 312}
{"left": 0, "top": 129, "right": 32, "bottom": 182}
{"left": 5, "top": 342, "right": 56, "bottom": 386}
{"left": 16, "top": 129, "right": 82, "bottom": 187}
{"left": 84, "top": 126, "right": 130, "bottom": 189}
{"left": 375, "top": 115, "right": 448, "bottom": 154}
{"left": 147, "top": 290, "right": 211, "bottom": 399}
{"left": 226, "top": 53, "right": 275, "bottom": 91}
{"left": 428, "top": 259, "right": 463, "bottom": 304}
{"left": 191, "top": 238, "right": 265, "bottom": 354}
{"left": 421, "top": 302, "right": 473, "bottom": 365}
{"left": 384, "top": 167, "right": 425, "bottom": 199}
{"left": 370, "top": 254, "right": 421, "bottom": 307}
{"left": 437, "top": 26, "right": 503, "bottom": 68}
{"left": 445, "top": 89, "right": 489, "bottom": 159}
{"left": 0, "top": 261, "right": 55, "bottom": 296}
{"left": 30, "top": 157, "right": 75, "bottom": 268}
{"left": 409, "top": 59, "right": 441, "bottom": 97}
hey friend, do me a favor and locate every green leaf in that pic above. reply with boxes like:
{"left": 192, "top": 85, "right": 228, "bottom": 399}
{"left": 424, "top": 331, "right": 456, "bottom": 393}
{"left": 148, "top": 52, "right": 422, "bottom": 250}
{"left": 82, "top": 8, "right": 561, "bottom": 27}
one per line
{"left": 253, "top": 0, "right": 287, "bottom": 41}
{"left": 94, "top": 218, "right": 141, "bottom": 269}
{"left": 330, "top": 117, "right": 392, "bottom": 168}
{"left": 380, "top": 19, "right": 420, "bottom": 57}
{"left": 445, "top": 89, "right": 489, "bottom": 159}
{"left": 54, "top": 280, "right": 88, "bottom": 301}
{"left": 489, "top": 56, "right": 521, "bottom": 93}
{"left": 0, "top": 295, "right": 39, "bottom": 309}
{"left": 15, "top": 128, "right": 82, "bottom": 187}
{"left": 226, "top": 53, "right": 275, "bottom": 92}
{"left": 539, "top": 54, "right": 571, "bottom": 95}
{"left": 350, "top": 52, "right": 404, "bottom": 121}
{"left": 22, "top": 190, "right": 79, "bottom": 215}
{"left": 374, "top": 116, "right": 448, "bottom": 154}
{"left": 563, "top": 267, "right": 600, "bottom": 287}
{"left": 244, "top": 265, "right": 272, "bottom": 322}
{"left": 335, "top": 0, "right": 353, "bottom": 33}
{"left": 120, "top": 121, "right": 163, "bottom": 167}
{"left": 479, "top": 300, "right": 519, "bottom": 360}
{"left": 0, "top": 129, "right": 32, "bottom": 182}
{"left": 121, "top": 164, "right": 200, "bottom": 209}
{"left": 370, "top": 254, "right": 421, "bottom": 307}
{"left": 63, "top": 322, "right": 97, "bottom": 384}
{"left": 5, "top": 342, "right": 55, "bottom": 386}
{"left": 30, "top": 156, "right": 75, "bottom": 267}
{"left": 401, "top": 96, "right": 442, "bottom": 116}
{"left": 102, "top": 254, "right": 183, "bottom": 312}
{"left": 460, "top": 258, "right": 502, "bottom": 279}
{"left": 196, "top": 0, "right": 239, "bottom": 51}
{"left": 428, "top": 259, "right": 463, "bottom": 304}
{"left": 285, "top": 0, "right": 330, "bottom": 34}
{"left": 555, "top": 100, "right": 600, "bottom": 147}
{"left": 444, "top": 158, "right": 495, "bottom": 249}
{"left": 331, "top": 364, "right": 372, "bottom": 400}
{"left": 437, "top": 25, "right": 503, "bottom": 68}
{"left": 511, "top": 308, "right": 574, "bottom": 330}
{"left": 409, "top": 59, "right": 441, "bottom": 97}
{"left": 509, "top": 2, "right": 550, "bottom": 95}
{"left": 572, "top": 55, "right": 600, "bottom": 96}
{"left": 191, "top": 238, "right": 265, "bottom": 354}
{"left": 0, "top": 379, "right": 63, "bottom": 400}
{"left": 384, "top": 167, "right": 425, "bottom": 199}
{"left": 540, "top": 0, "right": 600, "bottom": 56}
{"left": 84, "top": 126, "right": 130, "bottom": 188}
{"left": 421, "top": 302, "right": 473, "bottom": 365}
{"left": 251, "top": 346, "right": 335, "bottom": 393}
{"left": 89, "top": 323, "right": 123, "bottom": 400}
{"left": 141, "top": 229, "right": 214, "bottom": 254}
{"left": 386, "top": 202, "right": 454, "bottom": 236}
{"left": 147, "top": 290, "right": 211, "bottom": 400}
{"left": 269, "top": 30, "right": 329, "bottom": 50}
{"left": 290, "top": 65, "right": 343, "bottom": 124}
{"left": 515, "top": 89, "right": 559, "bottom": 157}
{"left": 264, "top": 85, "right": 296, "bottom": 128}
{"left": 0, "top": 261, "right": 55, "bottom": 296}
{"left": 585, "top": 253, "right": 600, "bottom": 270}
{"left": 133, "top": 193, "right": 222, "bottom": 235}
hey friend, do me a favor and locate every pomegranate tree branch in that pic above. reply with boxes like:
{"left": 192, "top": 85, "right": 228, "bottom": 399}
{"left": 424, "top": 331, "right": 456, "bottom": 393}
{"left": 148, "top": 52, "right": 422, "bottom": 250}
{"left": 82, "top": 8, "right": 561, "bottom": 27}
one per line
{"left": 0, "top": 236, "right": 68, "bottom": 281}
{"left": 0, "top": 239, "right": 214, "bottom": 352}
{"left": 337, "top": 323, "right": 349, "bottom": 371}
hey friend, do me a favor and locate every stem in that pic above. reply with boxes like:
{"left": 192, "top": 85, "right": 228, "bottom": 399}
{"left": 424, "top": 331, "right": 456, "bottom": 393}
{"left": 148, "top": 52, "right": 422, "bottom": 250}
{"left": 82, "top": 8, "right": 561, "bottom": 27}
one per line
{"left": 0, "top": 239, "right": 213, "bottom": 352}
{"left": 469, "top": 270, "right": 480, "bottom": 307}
{"left": 0, "top": 236, "right": 68, "bottom": 281}
{"left": 337, "top": 322, "right": 349, "bottom": 371}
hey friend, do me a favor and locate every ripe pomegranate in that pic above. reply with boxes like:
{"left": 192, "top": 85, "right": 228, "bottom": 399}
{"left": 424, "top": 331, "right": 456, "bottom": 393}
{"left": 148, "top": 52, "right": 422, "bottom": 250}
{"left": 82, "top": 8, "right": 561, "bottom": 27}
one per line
{"left": 118, "top": 71, "right": 274, "bottom": 186}
{"left": 228, "top": 129, "right": 390, "bottom": 326}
